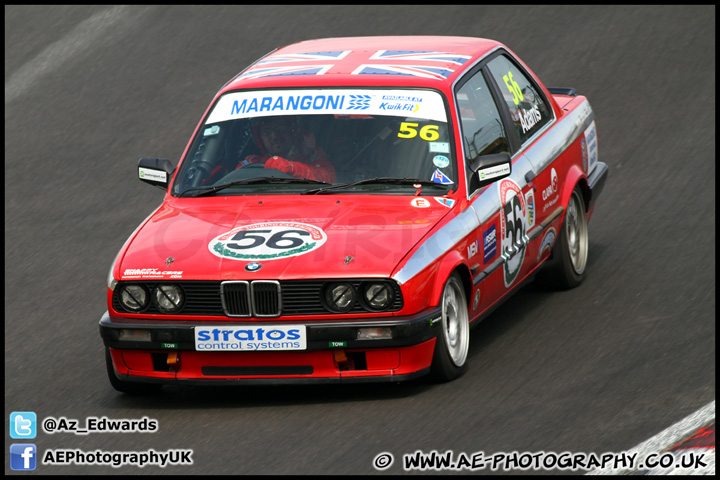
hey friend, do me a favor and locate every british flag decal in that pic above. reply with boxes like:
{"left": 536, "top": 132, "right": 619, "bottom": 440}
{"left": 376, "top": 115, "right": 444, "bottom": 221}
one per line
{"left": 255, "top": 51, "right": 352, "bottom": 64}
{"left": 237, "top": 49, "right": 471, "bottom": 81}
{"left": 237, "top": 51, "right": 351, "bottom": 81}
{"left": 352, "top": 64, "right": 454, "bottom": 80}
{"left": 353, "top": 50, "right": 472, "bottom": 80}
{"left": 369, "top": 50, "right": 471, "bottom": 65}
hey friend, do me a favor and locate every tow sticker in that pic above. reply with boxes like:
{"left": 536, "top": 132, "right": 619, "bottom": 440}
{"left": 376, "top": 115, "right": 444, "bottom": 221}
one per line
{"left": 209, "top": 222, "right": 327, "bottom": 261}
{"left": 499, "top": 179, "right": 529, "bottom": 287}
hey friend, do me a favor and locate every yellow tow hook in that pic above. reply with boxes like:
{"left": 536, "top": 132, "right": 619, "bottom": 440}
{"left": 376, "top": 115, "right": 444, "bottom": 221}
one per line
{"left": 167, "top": 351, "right": 180, "bottom": 371}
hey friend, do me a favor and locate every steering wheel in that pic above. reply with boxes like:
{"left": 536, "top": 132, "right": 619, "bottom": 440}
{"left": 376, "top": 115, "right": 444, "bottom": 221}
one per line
{"left": 186, "top": 160, "right": 216, "bottom": 188}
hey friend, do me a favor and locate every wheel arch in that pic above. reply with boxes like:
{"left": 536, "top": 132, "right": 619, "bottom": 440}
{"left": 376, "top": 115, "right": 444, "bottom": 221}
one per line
{"left": 430, "top": 249, "right": 473, "bottom": 308}
{"left": 561, "top": 164, "right": 590, "bottom": 213}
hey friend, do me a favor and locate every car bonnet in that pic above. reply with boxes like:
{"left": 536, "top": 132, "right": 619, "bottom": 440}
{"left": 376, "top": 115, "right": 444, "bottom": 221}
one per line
{"left": 117, "top": 194, "right": 456, "bottom": 282}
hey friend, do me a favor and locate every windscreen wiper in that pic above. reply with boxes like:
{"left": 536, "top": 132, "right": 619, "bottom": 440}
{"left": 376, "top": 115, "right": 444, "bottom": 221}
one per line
{"left": 302, "top": 177, "right": 449, "bottom": 195}
{"left": 180, "top": 177, "right": 330, "bottom": 198}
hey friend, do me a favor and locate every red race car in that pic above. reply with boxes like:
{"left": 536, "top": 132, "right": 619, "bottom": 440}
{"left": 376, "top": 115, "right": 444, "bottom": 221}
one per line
{"left": 100, "top": 36, "right": 607, "bottom": 392}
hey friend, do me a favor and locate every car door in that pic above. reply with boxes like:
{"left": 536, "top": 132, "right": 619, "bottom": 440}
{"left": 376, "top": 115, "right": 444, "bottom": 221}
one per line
{"left": 455, "top": 66, "right": 526, "bottom": 317}
{"left": 482, "top": 52, "right": 557, "bottom": 285}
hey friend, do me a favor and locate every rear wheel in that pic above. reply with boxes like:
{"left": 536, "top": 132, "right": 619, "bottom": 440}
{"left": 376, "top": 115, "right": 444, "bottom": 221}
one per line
{"left": 542, "top": 187, "right": 589, "bottom": 289}
{"left": 430, "top": 273, "right": 470, "bottom": 382}
{"left": 105, "top": 348, "right": 162, "bottom": 395}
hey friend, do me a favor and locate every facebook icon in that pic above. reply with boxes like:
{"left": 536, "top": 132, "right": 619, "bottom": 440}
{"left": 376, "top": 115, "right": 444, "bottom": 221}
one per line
{"left": 10, "top": 444, "right": 37, "bottom": 471}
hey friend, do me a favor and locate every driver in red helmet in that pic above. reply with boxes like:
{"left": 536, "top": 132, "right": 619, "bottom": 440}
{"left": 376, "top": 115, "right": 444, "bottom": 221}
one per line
{"left": 239, "top": 116, "right": 336, "bottom": 183}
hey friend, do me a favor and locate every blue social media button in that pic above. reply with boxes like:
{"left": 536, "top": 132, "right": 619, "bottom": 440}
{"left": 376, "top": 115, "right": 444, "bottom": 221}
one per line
{"left": 10, "top": 411, "right": 37, "bottom": 439}
{"left": 10, "top": 444, "right": 37, "bottom": 471}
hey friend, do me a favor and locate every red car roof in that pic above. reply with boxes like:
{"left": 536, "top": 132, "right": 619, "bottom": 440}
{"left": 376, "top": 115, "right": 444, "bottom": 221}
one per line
{"left": 222, "top": 36, "right": 503, "bottom": 92}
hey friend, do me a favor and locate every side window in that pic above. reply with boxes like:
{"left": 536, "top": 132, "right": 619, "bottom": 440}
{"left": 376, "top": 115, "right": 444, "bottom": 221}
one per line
{"left": 486, "top": 55, "right": 552, "bottom": 145}
{"left": 456, "top": 70, "right": 510, "bottom": 166}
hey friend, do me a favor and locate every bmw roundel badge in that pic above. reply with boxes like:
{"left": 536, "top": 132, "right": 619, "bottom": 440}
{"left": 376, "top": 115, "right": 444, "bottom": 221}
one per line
{"left": 245, "top": 262, "right": 262, "bottom": 272}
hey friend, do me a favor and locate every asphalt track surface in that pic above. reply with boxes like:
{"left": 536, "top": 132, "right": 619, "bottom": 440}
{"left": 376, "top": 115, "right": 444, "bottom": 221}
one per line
{"left": 5, "top": 5, "right": 715, "bottom": 475}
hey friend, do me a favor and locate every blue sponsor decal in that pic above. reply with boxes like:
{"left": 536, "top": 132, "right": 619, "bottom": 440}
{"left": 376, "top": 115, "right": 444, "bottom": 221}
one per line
{"left": 483, "top": 224, "right": 497, "bottom": 263}
{"left": 195, "top": 325, "right": 306, "bottom": 352}
{"left": 431, "top": 169, "right": 454, "bottom": 185}
{"left": 585, "top": 125, "right": 596, "bottom": 143}
{"left": 231, "top": 94, "right": 345, "bottom": 115}
{"left": 197, "top": 327, "right": 301, "bottom": 343}
{"left": 378, "top": 101, "right": 419, "bottom": 113}
{"left": 347, "top": 95, "right": 372, "bottom": 110}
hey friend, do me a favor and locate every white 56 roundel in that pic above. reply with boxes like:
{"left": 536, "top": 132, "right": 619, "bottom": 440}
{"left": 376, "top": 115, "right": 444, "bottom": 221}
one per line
{"left": 209, "top": 222, "right": 327, "bottom": 261}
{"left": 498, "top": 179, "right": 529, "bottom": 287}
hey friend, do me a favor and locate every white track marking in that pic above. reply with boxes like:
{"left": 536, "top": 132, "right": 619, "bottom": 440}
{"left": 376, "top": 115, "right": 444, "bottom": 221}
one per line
{"left": 588, "top": 400, "right": 715, "bottom": 475}
{"left": 5, "top": 6, "right": 150, "bottom": 103}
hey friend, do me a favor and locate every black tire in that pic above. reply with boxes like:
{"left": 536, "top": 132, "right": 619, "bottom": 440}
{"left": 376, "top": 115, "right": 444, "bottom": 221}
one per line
{"left": 429, "top": 273, "right": 470, "bottom": 382}
{"left": 105, "top": 348, "right": 162, "bottom": 395}
{"left": 541, "top": 187, "right": 589, "bottom": 289}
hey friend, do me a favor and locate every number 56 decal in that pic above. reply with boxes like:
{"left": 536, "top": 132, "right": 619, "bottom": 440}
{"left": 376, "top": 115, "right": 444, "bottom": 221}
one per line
{"left": 210, "top": 222, "right": 327, "bottom": 260}
{"left": 398, "top": 122, "right": 440, "bottom": 141}
{"left": 498, "top": 179, "right": 529, "bottom": 287}
{"left": 503, "top": 71, "right": 524, "bottom": 106}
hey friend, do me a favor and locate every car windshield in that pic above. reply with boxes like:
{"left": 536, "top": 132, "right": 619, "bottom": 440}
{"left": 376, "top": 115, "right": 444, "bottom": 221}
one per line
{"left": 172, "top": 88, "right": 455, "bottom": 196}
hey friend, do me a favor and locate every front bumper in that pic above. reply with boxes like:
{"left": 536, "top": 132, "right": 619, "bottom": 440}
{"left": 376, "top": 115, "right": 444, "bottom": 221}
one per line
{"left": 99, "top": 308, "right": 442, "bottom": 385}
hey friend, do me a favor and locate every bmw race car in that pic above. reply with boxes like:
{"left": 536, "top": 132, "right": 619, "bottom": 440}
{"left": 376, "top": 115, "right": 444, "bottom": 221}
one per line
{"left": 100, "top": 36, "right": 607, "bottom": 392}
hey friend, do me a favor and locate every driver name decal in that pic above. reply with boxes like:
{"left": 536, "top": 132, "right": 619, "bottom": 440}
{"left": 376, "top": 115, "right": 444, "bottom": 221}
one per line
{"left": 209, "top": 222, "right": 327, "bottom": 261}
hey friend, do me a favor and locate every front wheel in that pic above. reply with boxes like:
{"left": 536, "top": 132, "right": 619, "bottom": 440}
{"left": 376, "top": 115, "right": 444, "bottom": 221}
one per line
{"left": 541, "top": 187, "right": 589, "bottom": 289}
{"left": 430, "top": 273, "right": 470, "bottom": 382}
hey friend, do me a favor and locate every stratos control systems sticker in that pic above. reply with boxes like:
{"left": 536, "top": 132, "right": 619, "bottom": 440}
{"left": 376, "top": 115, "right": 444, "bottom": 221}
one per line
{"left": 209, "top": 222, "right": 327, "bottom": 261}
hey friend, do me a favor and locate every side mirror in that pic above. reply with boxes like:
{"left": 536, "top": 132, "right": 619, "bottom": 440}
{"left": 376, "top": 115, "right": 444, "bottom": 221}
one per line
{"left": 138, "top": 158, "right": 174, "bottom": 190}
{"left": 470, "top": 153, "right": 512, "bottom": 189}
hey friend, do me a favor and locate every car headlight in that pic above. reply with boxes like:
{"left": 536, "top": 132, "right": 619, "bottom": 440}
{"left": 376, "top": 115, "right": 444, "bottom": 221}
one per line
{"left": 324, "top": 283, "right": 356, "bottom": 313}
{"left": 363, "top": 283, "right": 393, "bottom": 310}
{"left": 119, "top": 285, "right": 150, "bottom": 311}
{"left": 153, "top": 285, "right": 184, "bottom": 313}
{"left": 107, "top": 267, "right": 117, "bottom": 291}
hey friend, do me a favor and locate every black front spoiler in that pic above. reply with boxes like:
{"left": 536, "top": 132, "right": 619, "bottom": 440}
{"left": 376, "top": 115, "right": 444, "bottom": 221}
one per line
{"left": 99, "top": 307, "right": 442, "bottom": 352}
